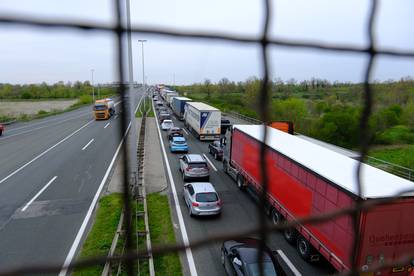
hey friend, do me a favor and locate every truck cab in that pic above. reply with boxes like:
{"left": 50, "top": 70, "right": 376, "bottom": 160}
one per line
{"left": 94, "top": 99, "right": 115, "bottom": 120}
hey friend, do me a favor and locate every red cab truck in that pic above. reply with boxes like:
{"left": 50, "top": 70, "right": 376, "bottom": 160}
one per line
{"left": 222, "top": 124, "right": 414, "bottom": 275}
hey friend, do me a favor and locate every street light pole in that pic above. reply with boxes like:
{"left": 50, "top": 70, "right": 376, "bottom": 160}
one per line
{"left": 126, "top": 0, "right": 134, "bottom": 89}
{"left": 138, "top": 40, "right": 147, "bottom": 110}
{"left": 91, "top": 69, "right": 95, "bottom": 102}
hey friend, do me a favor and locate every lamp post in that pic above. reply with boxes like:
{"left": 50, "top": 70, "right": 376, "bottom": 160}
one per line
{"left": 138, "top": 39, "right": 147, "bottom": 110}
{"left": 91, "top": 69, "right": 95, "bottom": 102}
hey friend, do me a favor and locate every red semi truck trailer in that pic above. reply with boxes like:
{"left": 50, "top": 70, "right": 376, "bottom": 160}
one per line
{"left": 222, "top": 124, "right": 414, "bottom": 275}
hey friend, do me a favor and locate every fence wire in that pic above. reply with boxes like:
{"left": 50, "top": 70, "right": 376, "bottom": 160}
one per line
{"left": 1, "top": 0, "right": 414, "bottom": 275}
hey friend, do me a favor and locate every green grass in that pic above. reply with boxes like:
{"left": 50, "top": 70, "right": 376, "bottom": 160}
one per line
{"left": 136, "top": 97, "right": 154, "bottom": 118}
{"left": 370, "top": 145, "right": 414, "bottom": 170}
{"left": 73, "top": 193, "right": 123, "bottom": 276}
{"left": 147, "top": 193, "right": 182, "bottom": 275}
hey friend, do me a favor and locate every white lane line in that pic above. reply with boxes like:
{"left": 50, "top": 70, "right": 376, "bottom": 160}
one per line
{"left": 114, "top": 115, "right": 118, "bottom": 119}
{"left": 59, "top": 94, "right": 144, "bottom": 276}
{"left": 182, "top": 128, "right": 189, "bottom": 135}
{"left": 276, "top": 250, "right": 302, "bottom": 276}
{"left": 114, "top": 100, "right": 122, "bottom": 106}
{"left": 21, "top": 176, "right": 57, "bottom": 212}
{"left": 203, "top": 154, "right": 218, "bottom": 172}
{"left": 0, "top": 120, "right": 94, "bottom": 185}
{"left": 2, "top": 112, "right": 91, "bottom": 140}
{"left": 104, "top": 122, "right": 110, "bottom": 129}
{"left": 81, "top": 139, "right": 94, "bottom": 151}
{"left": 153, "top": 100, "right": 198, "bottom": 276}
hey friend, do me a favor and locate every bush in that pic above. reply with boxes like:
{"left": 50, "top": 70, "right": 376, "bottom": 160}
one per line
{"left": 375, "top": 125, "right": 414, "bottom": 145}
{"left": 37, "top": 110, "right": 48, "bottom": 115}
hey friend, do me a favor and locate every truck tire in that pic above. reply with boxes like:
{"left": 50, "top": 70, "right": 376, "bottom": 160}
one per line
{"left": 223, "top": 161, "right": 228, "bottom": 174}
{"left": 297, "top": 236, "right": 312, "bottom": 261}
{"left": 271, "top": 209, "right": 283, "bottom": 225}
{"left": 237, "top": 175, "right": 245, "bottom": 190}
{"left": 283, "top": 228, "right": 297, "bottom": 244}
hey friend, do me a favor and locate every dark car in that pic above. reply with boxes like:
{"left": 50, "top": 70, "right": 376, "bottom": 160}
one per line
{"left": 208, "top": 140, "right": 224, "bottom": 160}
{"left": 221, "top": 238, "right": 286, "bottom": 276}
{"left": 159, "top": 112, "right": 171, "bottom": 123}
{"left": 221, "top": 119, "right": 232, "bottom": 135}
{"left": 168, "top": 127, "right": 184, "bottom": 140}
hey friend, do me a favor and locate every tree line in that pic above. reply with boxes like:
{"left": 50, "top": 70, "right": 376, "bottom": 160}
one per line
{"left": 175, "top": 76, "right": 414, "bottom": 149}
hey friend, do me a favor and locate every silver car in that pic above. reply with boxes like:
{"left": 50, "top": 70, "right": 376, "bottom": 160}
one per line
{"left": 183, "top": 182, "right": 222, "bottom": 216}
{"left": 179, "top": 154, "right": 210, "bottom": 181}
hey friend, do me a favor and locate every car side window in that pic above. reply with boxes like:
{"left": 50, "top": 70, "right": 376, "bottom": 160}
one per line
{"left": 183, "top": 156, "right": 188, "bottom": 164}
{"left": 188, "top": 185, "right": 194, "bottom": 195}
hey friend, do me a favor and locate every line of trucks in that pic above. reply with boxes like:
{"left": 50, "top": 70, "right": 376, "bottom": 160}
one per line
{"left": 158, "top": 87, "right": 414, "bottom": 275}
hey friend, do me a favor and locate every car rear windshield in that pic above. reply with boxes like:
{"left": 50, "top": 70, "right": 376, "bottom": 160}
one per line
{"left": 196, "top": 192, "right": 218, "bottom": 202}
{"left": 174, "top": 140, "right": 186, "bottom": 144}
{"left": 246, "top": 262, "right": 277, "bottom": 276}
{"left": 189, "top": 162, "right": 207, "bottom": 168}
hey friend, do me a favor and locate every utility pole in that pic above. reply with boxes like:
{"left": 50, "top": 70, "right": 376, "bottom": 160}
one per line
{"left": 138, "top": 40, "right": 147, "bottom": 111}
{"left": 91, "top": 69, "right": 95, "bottom": 102}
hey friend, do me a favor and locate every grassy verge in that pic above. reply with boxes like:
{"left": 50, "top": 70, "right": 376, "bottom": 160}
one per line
{"left": 73, "top": 193, "right": 123, "bottom": 276}
{"left": 369, "top": 145, "right": 414, "bottom": 170}
{"left": 136, "top": 97, "right": 154, "bottom": 118}
{"left": 147, "top": 193, "right": 182, "bottom": 275}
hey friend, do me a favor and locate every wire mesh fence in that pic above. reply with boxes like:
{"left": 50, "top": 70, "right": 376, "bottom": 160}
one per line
{"left": 1, "top": 0, "right": 414, "bottom": 275}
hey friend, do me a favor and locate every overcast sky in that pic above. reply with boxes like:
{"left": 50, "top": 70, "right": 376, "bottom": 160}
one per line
{"left": 0, "top": 0, "right": 413, "bottom": 85}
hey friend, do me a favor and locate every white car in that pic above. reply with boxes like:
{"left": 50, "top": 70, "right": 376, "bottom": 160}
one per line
{"left": 161, "top": 119, "right": 174, "bottom": 131}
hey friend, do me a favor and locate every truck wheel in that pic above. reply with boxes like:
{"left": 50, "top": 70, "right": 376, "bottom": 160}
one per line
{"left": 223, "top": 161, "right": 228, "bottom": 174}
{"left": 297, "top": 236, "right": 312, "bottom": 261}
{"left": 283, "top": 228, "right": 297, "bottom": 244}
{"left": 237, "top": 175, "right": 245, "bottom": 190}
{"left": 271, "top": 209, "right": 283, "bottom": 225}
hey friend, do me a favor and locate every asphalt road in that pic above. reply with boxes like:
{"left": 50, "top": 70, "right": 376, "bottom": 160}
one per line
{"left": 155, "top": 100, "right": 336, "bottom": 276}
{"left": 0, "top": 90, "right": 143, "bottom": 273}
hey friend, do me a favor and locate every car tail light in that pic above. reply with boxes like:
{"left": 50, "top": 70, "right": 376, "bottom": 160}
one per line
{"left": 192, "top": 202, "right": 199, "bottom": 207}
{"left": 186, "top": 166, "right": 192, "bottom": 171}
{"left": 217, "top": 200, "right": 222, "bottom": 206}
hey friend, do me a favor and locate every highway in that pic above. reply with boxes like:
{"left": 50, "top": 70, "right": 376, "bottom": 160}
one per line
{"left": 155, "top": 99, "right": 336, "bottom": 276}
{"left": 0, "top": 90, "right": 143, "bottom": 273}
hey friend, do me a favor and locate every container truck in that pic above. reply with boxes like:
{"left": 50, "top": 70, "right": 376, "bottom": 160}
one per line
{"left": 165, "top": 92, "right": 179, "bottom": 107}
{"left": 184, "top": 102, "right": 221, "bottom": 140}
{"left": 172, "top": 97, "right": 192, "bottom": 120}
{"left": 93, "top": 98, "right": 115, "bottom": 120}
{"left": 222, "top": 124, "right": 414, "bottom": 275}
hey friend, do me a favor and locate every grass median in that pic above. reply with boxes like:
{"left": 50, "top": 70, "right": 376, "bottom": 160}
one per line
{"left": 73, "top": 193, "right": 123, "bottom": 276}
{"left": 147, "top": 193, "right": 182, "bottom": 275}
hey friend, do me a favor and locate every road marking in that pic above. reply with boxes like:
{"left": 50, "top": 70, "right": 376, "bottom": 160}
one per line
{"left": 203, "top": 154, "right": 218, "bottom": 171}
{"left": 21, "top": 176, "right": 57, "bottom": 212}
{"left": 1, "top": 112, "right": 91, "bottom": 140}
{"left": 153, "top": 100, "right": 198, "bottom": 276}
{"left": 114, "top": 100, "right": 122, "bottom": 106}
{"left": 59, "top": 94, "right": 144, "bottom": 276}
{"left": 81, "top": 139, "right": 94, "bottom": 151}
{"left": 114, "top": 115, "right": 118, "bottom": 119}
{"left": 276, "top": 250, "right": 302, "bottom": 276}
{"left": 182, "top": 128, "right": 189, "bottom": 135}
{"left": 104, "top": 122, "right": 110, "bottom": 129}
{"left": 0, "top": 120, "right": 94, "bottom": 185}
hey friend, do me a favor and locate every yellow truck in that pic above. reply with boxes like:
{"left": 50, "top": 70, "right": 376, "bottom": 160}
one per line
{"left": 93, "top": 98, "right": 115, "bottom": 120}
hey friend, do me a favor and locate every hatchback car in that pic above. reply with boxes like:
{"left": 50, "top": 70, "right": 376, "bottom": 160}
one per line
{"left": 179, "top": 154, "right": 210, "bottom": 181}
{"left": 221, "top": 238, "right": 286, "bottom": 276}
{"left": 161, "top": 119, "right": 173, "bottom": 130}
{"left": 183, "top": 182, "right": 221, "bottom": 216}
{"left": 170, "top": 136, "right": 188, "bottom": 152}
{"left": 208, "top": 140, "right": 224, "bottom": 160}
{"left": 168, "top": 127, "right": 184, "bottom": 140}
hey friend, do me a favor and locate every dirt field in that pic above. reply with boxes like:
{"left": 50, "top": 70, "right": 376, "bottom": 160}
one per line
{"left": 0, "top": 100, "right": 78, "bottom": 117}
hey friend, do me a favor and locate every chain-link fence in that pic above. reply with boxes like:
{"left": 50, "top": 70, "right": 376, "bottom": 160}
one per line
{"left": 1, "top": 0, "right": 414, "bottom": 275}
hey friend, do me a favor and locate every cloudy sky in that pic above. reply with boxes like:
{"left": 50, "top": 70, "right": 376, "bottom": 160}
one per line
{"left": 0, "top": 0, "right": 413, "bottom": 85}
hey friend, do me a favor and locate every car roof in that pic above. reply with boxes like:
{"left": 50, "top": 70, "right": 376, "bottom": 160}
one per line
{"left": 186, "top": 154, "right": 206, "bottom": 163}
{"left": 173, "top": 136, "right": 186, "bottom": 141}
{"left": 238, "top": 247, "right": 272, "bottom": 264}
{"left": 190, "top": 182, "right": 216, "bottom": 193}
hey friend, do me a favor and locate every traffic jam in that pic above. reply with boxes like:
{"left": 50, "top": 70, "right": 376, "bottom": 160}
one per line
{"left": 152, "top": 85, "right": 414, "bottom": 276}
